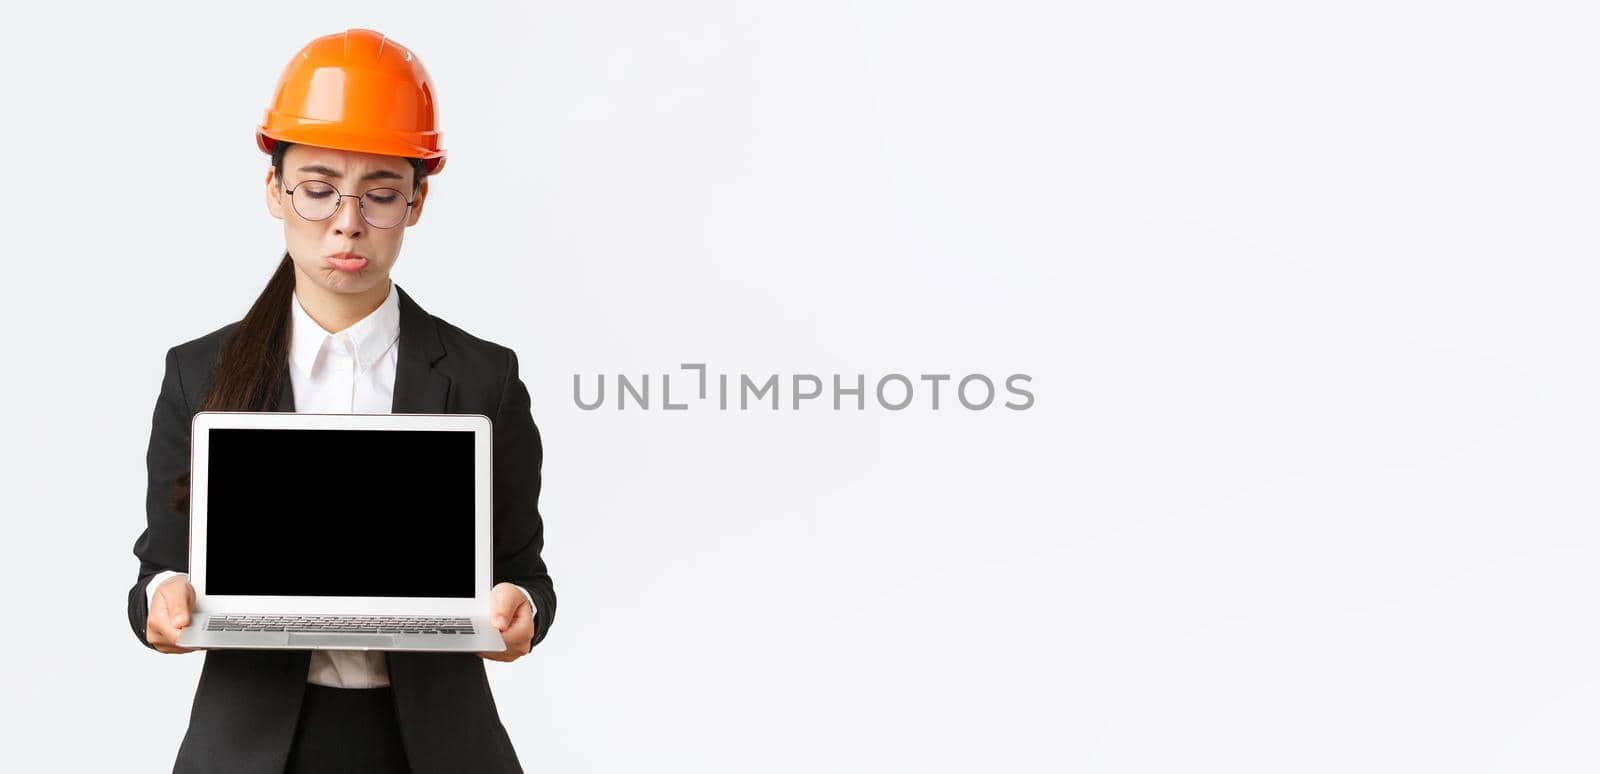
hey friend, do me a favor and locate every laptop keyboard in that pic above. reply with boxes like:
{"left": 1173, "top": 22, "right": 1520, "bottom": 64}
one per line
{"left": 204, "top": 615, "right": 476, "bottom": 634}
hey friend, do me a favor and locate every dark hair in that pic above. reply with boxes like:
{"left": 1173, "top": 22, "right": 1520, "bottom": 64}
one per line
{"left": 167, "top": 142, "right": 428, "bottom": 514}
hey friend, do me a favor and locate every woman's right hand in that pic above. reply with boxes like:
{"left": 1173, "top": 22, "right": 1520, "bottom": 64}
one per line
{"left": 146, "top": 575, "right": 199, "bottom": 654}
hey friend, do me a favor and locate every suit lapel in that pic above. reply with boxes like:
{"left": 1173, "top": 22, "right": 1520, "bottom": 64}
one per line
{"left": 390, "top": 282, "right": 452, "bottom": 414}
{"left": 272, "top": 282, "right": 451, "bottom": 415}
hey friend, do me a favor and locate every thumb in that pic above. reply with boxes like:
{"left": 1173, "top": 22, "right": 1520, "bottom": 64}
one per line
{"left": 167, "top": 587, "right": 191, "bottom": 628}
{"left": 491, "top": 585, "right": 515, "bottom": 630}
{"left": 150, "top": 586, "right": 168, "bottom": 620}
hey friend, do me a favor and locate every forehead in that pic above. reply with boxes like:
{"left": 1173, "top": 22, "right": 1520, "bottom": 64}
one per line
{"left": 283, "top": 144, "right": 413, "bottom": 178}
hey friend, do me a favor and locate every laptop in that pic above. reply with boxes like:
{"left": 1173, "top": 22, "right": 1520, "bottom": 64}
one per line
{"left": 176, "top": 411, "right": 508, "bottom": 653}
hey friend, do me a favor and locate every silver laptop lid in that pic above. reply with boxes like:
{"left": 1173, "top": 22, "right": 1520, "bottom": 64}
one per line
{"left": 188, "top": 411, "right": 494, "bottom": 615}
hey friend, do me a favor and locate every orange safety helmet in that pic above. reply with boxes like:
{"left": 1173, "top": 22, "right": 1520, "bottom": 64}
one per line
{"left": 256, "top": 28, "right": 446, "bottom": 175}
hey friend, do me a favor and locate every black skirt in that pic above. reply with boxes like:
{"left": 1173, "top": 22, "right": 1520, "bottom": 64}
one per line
{"left": 284, "top": 684, "right": 411, "bottom": 773}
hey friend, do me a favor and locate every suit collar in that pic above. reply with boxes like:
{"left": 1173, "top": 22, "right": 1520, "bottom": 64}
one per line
{"left": 275, "top": 281, "right": 450, "bottom": 414}
{"left": 391, "top": 282, "right": 451, "bottom": 413}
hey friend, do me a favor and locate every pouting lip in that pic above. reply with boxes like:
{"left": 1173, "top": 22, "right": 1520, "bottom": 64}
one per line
{"left": 328, "top": 251, "right": 368, "bottom": 262}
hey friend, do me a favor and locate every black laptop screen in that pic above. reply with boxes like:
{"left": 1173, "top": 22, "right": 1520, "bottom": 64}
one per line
{"left": 204, "top": 427, "right": 476, "bottom": 598}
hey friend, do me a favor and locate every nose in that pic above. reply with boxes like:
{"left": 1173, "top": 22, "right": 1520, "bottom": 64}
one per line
{"left": 331, "top": 194, "right": 365, "bottom": 238}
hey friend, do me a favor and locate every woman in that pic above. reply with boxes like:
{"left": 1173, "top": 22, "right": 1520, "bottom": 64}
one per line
{"left": 125, "top": 29, "right": 556, "bottom": 774}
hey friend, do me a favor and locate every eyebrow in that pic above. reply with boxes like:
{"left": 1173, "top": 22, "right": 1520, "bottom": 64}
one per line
{"left": 297, "top": 164, "right": 406, "bottom": 183}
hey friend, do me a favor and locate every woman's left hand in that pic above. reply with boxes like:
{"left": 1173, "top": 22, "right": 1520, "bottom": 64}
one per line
{"left": 477, "top": 582, "right": 536, "bottom": 662}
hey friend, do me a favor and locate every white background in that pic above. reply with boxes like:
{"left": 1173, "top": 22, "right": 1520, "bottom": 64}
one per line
{"left": 1, "top": 1, "right": 1595, "bottom": 771}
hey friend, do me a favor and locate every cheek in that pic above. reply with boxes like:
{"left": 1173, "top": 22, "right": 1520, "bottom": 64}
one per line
{"left": 284, "top": 216, "right": 322, "bottom": 242}
{"left": 370, "top": 232, "right": 406, "bottom": 261}
{"left": 281, "top": 220, "right": 327, "bottom": 264}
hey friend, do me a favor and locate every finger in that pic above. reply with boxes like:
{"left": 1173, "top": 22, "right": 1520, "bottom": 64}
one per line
{"left": 489, "top": 611, "right": 534, "bottom": 661}
{"left": 149, "top": 615, "right": 181, "bottom": 647}
{"left": 148, "top": 604, "right": 198, "bottom": 653}
{"left": 479, "top": 585, "right": 530, "bottom": 660}
{"left": 147, "top": 593, "right": 173, "bottom": 645}
{"left": 152, "top": 584, "right": 188, "bottom": 631}
{"left": 163, "top": 586, "right": 191, "bottom": 629}
{"left": 507, "top": 595, "right": 533, "bottom": 653}
{"left": 506, "top": 619, "right": 533, "bottom": 657}
{"left": 506, "top": 588, "right": 532, "bottom": 630}
{"left": 491, "top": 589, "right": 524, "bottom": 631}
{"left": 491, "top": 589, "right": 514, "bottom": 630}
{"left": 149, "top": 587, "right": 195, "bottom": 649}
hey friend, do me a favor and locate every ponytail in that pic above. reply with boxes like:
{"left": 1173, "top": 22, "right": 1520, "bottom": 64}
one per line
{"left": 167, "top": 253, "right": 296, "bottom": 514}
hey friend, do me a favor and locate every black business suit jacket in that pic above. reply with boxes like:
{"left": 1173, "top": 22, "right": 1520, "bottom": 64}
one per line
{"left": 125, "top": 283, "right": 557, "bottom": 774}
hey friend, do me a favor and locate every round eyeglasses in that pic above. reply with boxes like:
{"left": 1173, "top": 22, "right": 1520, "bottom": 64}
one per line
{"left": 283, "top": 180, "right": 416, "bottom": 229}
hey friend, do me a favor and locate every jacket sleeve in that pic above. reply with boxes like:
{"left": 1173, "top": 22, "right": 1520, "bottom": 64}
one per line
{"left": 127, "top": 345, "right": 193, "bottom": 649}
{"left": 492, "top": 348, "right": 557, "bottom": 648}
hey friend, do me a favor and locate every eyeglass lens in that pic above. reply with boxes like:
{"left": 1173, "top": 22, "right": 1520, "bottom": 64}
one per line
{"left": 289, "top": 180, "right": 409, "bottom": 229}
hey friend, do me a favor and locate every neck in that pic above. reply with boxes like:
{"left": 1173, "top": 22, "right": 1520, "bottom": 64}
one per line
{"left": 292, "top": 271, "right": 391, "bottom": 334}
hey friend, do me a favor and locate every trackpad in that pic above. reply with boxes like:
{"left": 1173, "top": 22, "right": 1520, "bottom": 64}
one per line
{"left": 287, "top": 633, "right": 397, "bottom": 649}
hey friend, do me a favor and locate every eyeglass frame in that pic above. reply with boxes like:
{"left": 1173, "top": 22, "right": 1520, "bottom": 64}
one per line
{"left": 280, "top": 180, "right": 419, "bottom": 229}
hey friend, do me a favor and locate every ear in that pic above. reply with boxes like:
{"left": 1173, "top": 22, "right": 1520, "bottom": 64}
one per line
{"left": 265, "top": 167, "right": 286, "bottom": 220}
{"left": 405, "top": 177, "right": 429, "bottom": 227}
